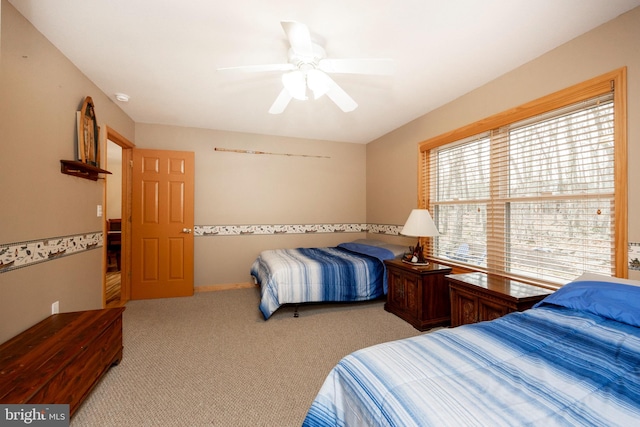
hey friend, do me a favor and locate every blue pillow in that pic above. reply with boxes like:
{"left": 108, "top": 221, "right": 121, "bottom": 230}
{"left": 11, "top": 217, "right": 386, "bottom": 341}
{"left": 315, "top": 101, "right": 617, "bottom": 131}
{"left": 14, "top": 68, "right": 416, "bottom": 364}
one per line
{"left": 337, "top": 242, "right": 395, "bottom": 261}
{"left": 535, "top": 280, "right": 640, "bottom": 328}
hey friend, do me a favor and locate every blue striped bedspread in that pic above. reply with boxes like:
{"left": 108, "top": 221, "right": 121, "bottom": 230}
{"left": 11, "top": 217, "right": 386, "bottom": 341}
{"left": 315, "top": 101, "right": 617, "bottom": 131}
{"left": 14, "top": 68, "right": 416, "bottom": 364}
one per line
{"left": 251, "top": 245, "right": 392, "bottom": 319}
{"left": 303, "top": 284, "right": 640, "bottom": 426}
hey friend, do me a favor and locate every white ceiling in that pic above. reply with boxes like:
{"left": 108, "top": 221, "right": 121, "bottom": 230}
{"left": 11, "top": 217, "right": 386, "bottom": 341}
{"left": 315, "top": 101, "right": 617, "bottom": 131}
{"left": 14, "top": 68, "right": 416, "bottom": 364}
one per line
{"left": 9, "top": 0, "right": 640, "bottom": 144}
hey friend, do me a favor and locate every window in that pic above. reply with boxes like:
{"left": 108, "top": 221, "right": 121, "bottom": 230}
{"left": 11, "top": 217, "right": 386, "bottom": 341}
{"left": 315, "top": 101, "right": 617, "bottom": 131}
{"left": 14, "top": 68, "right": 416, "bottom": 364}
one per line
{"left": 419, "top": 69, "right": 627, "bottom": 286}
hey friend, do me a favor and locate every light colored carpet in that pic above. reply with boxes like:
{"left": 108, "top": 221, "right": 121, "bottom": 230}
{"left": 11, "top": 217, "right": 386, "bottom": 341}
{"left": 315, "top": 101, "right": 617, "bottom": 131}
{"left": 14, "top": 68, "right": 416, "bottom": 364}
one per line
{"left": 71, "top": 288, "right": 427, "bottom": 426}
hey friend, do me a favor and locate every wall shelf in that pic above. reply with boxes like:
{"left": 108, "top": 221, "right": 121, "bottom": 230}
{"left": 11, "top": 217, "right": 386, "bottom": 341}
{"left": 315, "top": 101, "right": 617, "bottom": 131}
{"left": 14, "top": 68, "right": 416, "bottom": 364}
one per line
{"left": 60, "top": 160, "right": 111, "bottom": 181}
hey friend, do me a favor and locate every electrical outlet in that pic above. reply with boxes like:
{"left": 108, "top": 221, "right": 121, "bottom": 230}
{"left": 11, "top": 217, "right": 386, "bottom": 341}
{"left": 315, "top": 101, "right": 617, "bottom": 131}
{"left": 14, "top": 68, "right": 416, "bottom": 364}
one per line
{"left": 51, "top": 301, "right": 59, "bottom": 315}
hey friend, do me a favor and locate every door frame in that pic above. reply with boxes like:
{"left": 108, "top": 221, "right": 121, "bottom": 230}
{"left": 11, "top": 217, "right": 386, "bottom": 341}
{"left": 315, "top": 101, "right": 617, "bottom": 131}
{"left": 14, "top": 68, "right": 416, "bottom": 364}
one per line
{"left": 103, "top": 126, "right": 135, "bottom": 306}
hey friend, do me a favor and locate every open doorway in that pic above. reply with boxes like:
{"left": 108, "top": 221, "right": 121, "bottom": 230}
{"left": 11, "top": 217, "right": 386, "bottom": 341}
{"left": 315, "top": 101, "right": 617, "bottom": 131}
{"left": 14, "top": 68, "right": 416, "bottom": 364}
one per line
{"left": 103, "top": 126, "right": 134, "bottom": 308}
{"left": 105, "top": 140, "right": 123, "bottom": 306}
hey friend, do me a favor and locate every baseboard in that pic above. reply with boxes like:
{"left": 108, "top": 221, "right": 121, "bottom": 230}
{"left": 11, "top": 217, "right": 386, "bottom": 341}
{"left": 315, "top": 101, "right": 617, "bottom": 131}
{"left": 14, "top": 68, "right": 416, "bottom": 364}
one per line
{"left": 194, "top": 282, "right": 255, "bottom": 293}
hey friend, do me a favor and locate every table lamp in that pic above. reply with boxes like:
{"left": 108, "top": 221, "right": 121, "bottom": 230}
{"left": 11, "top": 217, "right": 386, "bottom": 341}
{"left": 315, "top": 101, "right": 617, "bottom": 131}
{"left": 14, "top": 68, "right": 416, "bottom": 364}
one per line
{"left": 400, "top": 209, "right": 440, "bottom": 265}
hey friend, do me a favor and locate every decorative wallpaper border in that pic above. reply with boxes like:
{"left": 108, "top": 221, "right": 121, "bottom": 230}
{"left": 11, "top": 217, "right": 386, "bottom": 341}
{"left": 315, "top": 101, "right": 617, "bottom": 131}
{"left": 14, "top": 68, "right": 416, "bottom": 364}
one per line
{"left": 630, "top": 242, "right": 640, "bottom": 271}
{"left": 1, "top": 225, "right": 638, "bottom": 273}
{"left": 194, "top": 223, "right": 404, "bottom": 236}
{"left": 0, "top": 232, "right": 103, "bottom": 274}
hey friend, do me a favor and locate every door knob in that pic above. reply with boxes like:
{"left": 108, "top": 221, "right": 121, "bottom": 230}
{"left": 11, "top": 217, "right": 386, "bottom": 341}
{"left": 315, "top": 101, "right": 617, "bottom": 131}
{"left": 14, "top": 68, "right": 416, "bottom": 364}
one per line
{"left": 182, "top": 228, "right": 192, "bottom": 234}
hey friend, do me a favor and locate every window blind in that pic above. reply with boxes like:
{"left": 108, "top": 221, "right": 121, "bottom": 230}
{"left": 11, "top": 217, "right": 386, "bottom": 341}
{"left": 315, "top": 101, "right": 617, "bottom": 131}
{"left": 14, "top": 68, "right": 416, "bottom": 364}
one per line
{"left": 426, "top": 90, "right": 619, "bottom": 286}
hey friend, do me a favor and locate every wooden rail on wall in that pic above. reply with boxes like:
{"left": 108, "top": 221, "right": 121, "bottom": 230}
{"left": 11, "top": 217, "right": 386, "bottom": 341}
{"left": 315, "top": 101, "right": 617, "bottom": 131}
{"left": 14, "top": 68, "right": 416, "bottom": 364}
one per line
{"left": 214, "top": 147, "right": 330, "bottom": 159}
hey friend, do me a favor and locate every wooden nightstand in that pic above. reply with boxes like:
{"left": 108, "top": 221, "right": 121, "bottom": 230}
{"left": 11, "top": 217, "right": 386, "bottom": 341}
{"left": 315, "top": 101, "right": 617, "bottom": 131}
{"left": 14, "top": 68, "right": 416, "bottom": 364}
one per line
{"left": 384, "top": 259, "right": 453, "bottom": 331}
{"left": 447, "top": 272, "right": 554, "bottom": 327}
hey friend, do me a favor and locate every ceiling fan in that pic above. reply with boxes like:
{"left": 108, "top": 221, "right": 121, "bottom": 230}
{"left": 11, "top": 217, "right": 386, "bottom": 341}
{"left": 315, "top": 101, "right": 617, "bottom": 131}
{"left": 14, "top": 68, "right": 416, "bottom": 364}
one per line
{"left": 217, "top": 21, "right": 394, "bottom": 114}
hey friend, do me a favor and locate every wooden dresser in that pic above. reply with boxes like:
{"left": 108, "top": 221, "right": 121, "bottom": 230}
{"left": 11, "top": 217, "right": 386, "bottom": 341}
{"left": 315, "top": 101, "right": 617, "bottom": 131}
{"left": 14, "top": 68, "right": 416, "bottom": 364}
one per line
{"left": 447, "top": 273, "right": 553, "bottom": 327}
{"left": 384, "top": 259, "right": 453, "bottom": 331}
{"left": 0, "top": 307, "right": 125, "bottom": 416}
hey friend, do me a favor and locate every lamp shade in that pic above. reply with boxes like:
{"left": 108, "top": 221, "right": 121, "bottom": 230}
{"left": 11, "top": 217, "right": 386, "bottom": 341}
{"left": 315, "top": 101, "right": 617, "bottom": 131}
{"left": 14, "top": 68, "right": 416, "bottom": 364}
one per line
{"left": 400, "top": 209, "right": 439, "bottom": 237}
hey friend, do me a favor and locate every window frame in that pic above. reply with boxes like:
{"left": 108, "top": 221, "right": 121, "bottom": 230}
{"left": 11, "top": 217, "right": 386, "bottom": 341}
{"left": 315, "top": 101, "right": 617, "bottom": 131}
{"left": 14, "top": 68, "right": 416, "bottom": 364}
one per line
{"left": 418, "top": 68, "right": 628, "bottom": 285}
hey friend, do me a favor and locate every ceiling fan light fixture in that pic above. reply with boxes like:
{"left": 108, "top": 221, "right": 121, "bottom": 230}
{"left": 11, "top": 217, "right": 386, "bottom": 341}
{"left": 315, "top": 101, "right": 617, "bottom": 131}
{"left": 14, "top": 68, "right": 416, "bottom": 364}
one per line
{"left": 223, "top": 21, "right": 390, "bottom": 113}
{"left": 282, "top": 70, "right": 307, "bottom": 100}
{"left": 306, "top": 69, "right": 330, "bottom": 99}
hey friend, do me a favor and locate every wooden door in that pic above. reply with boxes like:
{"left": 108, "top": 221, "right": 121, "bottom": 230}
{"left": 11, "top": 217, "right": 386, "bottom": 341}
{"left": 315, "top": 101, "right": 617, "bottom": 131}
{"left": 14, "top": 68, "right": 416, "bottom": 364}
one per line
{"left": 131, "top": 148, "right": 194, "bottom": 299}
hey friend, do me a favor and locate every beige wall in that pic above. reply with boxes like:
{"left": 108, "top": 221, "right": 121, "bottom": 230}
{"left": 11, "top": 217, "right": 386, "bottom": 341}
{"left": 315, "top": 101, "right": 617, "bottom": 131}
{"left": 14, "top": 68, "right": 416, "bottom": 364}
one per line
{"left": 0, "top": 1, "right": 135, "bottom": 341}
{"left": 367, "top": 6, "right": 640, "bottom": 280}
{"left": 2, "top": 1, "right": 640, "bottom": 342}
{"left": 134, "top": 124, "right": 368, "bottom": 286}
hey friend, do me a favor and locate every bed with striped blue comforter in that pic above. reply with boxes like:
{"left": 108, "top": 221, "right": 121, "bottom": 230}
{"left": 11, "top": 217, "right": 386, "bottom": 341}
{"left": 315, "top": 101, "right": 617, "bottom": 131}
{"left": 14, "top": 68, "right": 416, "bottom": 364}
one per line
{"left": 303, "top": 277, "right": 640, "bottom": 426}
{"left": 251, "top": 242, "right": 397, "bottom": 319}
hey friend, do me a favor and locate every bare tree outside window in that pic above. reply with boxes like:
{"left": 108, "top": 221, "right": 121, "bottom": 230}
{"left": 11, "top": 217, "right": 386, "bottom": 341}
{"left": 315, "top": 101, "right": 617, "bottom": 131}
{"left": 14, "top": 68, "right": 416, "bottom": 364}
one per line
{"left": 430, "top": 96, "right": 615, "bottom": 284}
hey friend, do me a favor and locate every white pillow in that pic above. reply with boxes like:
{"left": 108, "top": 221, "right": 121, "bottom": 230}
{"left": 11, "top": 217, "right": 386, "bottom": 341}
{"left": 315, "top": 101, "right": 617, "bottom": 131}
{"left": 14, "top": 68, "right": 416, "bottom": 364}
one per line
{"left": 573, "top": 272, "right": 640, "bottom": 287}
{"left": 378, "top": 243, "right": 409, "bottom": 258}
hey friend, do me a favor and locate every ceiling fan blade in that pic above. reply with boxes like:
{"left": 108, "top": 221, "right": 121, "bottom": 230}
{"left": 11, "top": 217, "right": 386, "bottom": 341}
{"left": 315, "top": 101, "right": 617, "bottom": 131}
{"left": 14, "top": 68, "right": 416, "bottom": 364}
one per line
{"left": 217, "top": 63, "right": 295, "bottom": 73}
{"left": 268, "top": 88, "right": 293, "bottom": 114}
{"left": 281, "top": 21, "right": 314, "bottom": 57}
{"left": 318, "top": 58, "right": 395, "bottom": 75}
{"left": 324, "top": 75, "right": 358, "bottom": 112}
